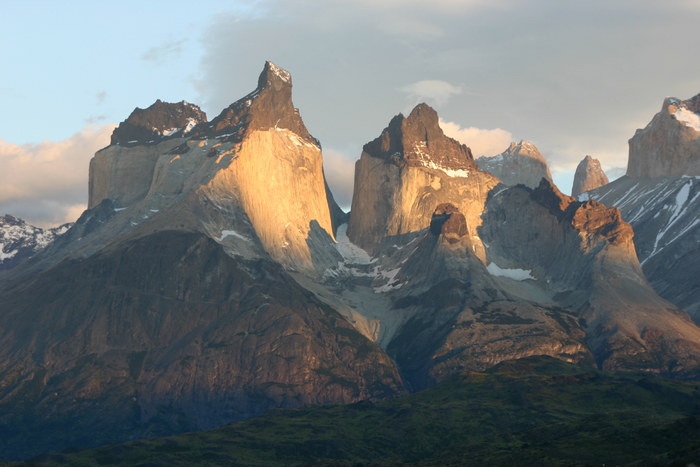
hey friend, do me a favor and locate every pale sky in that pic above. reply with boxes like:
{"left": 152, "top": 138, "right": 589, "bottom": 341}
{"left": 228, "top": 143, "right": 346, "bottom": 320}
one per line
{"left": 2, "top": 0, "right": 699, "bottom": 227}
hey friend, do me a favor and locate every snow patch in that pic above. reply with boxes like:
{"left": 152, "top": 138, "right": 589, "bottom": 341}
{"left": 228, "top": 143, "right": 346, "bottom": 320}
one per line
{"left": 268, "top": 62, "right": 291, "bottom": 83}
{"left": 183, "top": 118, "right": 198, "bottom": 134}
{"left": 0, "top": 244, "right": 18, "bottom": 261}
{"left": 334, "top": 224, "right": 372, "bottom": 264}
{"left": 276, "top": 127, "right": 318, "bottom": 148}
{"left": 217, "top": 230, "right": 251, "bottom": 242}
{"left": 413, "top": 142, "right": 470, "bottom": 177}
{"left": 160, "top": 127, "right": 179, "bottom": 137}
{"left": 673, "top": 107, "right": 700, "bottom": 132}
{"left": 373, "top": 267, "right": 404, "bottom": 293}
{"left": 487, "top": 262, "right": 535, "bottom": 281}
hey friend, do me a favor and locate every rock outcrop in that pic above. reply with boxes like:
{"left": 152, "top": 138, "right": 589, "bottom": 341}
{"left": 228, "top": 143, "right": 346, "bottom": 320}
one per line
{"left": 572, "top": 155, "right": 609, "bottom": 197}
{"left": 479, "top": 179, "right": 700, "bottom": 376}
{"left": 110, "top": 99, "right": 207, "bottom": 146}
{"left": 627, "top": 93, "right": 700, "bottom": 178}
{"left": 476, "top": 140, "right": 552, "bottom": 189}
{"left": 347, "top": 103, "right": 498, "bottom": 255}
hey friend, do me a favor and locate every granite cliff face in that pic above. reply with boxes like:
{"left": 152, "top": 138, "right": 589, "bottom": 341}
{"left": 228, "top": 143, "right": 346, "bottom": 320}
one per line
{"left": 347, "top": 104, "right": 498, "bottom": 256}
{"left": 627, "top": 93, "right": 700, "bottom": 177}
{"left": 476, "top": 140, "right": 552, "bottom": 189}
{"left": 88, "top": 61, "right": 340, "bottom": 275}
{"left": 572, "top": 155, "right": 609, "bottom": 197}
{"left": 583, "top": 93, "right": 700, "bottom": 322}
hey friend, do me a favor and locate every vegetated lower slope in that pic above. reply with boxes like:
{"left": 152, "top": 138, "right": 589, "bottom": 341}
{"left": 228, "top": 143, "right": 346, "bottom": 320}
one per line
{"left": 25, "top": 357, "right": 700, "bottom": 467}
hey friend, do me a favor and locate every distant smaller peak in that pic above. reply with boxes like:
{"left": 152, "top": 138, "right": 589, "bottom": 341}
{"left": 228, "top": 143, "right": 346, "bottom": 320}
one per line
{"left": 502, "top": 140, "right": 543, "bottom": 160}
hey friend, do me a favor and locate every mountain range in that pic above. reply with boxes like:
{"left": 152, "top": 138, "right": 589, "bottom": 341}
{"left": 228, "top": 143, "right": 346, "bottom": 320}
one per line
{"left": 0, "top": 62, "right": 698, "bottom": 461}
{"left": 0, "top": 215, "right": 71, "bottom": 270}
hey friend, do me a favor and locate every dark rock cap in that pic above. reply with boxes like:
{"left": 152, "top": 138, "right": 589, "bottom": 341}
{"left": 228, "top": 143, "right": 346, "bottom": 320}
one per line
{"left": 196, "top": 61, "right": 317, "bottom": 145}
{"left": 363, "top": 103, "right": 477, "bottom": 171}
{"left": 531, "top": 179, "right": 632, "bottom": 246}
{"left": 111, "top": 100, "right": 207, "bottom": 146}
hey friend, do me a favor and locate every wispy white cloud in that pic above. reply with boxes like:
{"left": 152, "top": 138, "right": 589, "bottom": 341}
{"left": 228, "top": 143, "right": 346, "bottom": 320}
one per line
{"left": 0, "top": 124, "right": 114, "bottom": 227}
{"left": 400, "top": 80, "right": 462, "bottom": 107}
{"left": 141, "top": 39, "right": 186, "bottom": 64}
{"left": 439, "top": 119, "right": 512, "bottom": 157}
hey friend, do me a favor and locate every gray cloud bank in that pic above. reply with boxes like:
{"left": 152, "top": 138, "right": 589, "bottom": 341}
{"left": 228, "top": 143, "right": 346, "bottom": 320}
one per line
{"left": 0, "top": 125, "right": 114, "bottom": 227}
{"left": 194, "top": 0, "right": 700, "bottom": 195}
{"left": 7, "top": 0, "right": 700, "bottom": 227}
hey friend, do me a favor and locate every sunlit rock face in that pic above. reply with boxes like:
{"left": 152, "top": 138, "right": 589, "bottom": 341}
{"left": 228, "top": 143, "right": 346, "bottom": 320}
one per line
{"left": 87, "top": 61, "right": 340, "bottom": 275}
{"left": 476, "top": 140, "right": 553, "bottom": 189}
{"left": 572, "top": 155, "right": 609, "bottom": 197}
{"left": 347, "top": 103, "right": 499, "bottom": 256}
{"left": 627, "top": 93, "right": 700, "bottom": 178}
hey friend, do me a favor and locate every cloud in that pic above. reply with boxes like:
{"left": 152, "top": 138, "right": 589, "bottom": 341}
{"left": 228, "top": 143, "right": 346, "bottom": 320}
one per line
{"left": 85, "top": 115, "right": 108, "bottom": 124}
{"left": 141, "top": 39, "right": 186, "bottom": 64}
{"left": 323, "top": 148, "right": 356, "bottom": 210}
{"left": 400, "top": 80, "right": 462, "bottom": 107}
{"left": 0, "top": 124, "right": 115, "bottom": 227}
{"left": 439, "top": 119, "right": 512, "bottom": 157}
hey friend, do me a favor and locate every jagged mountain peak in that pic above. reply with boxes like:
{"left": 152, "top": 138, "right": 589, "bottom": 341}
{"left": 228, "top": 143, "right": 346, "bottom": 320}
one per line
{"left": 363, "top": 103, "right": 477, "bottom": 173}
{"left": 628, "top": 92, "right": 700, "bottom": 177}
{"left": 504, "top": 140, "right": 543, "bottom": 159}
{"left": 530, "top": 178, "right": 632, "bottom": 247}
{"left": 572, "top": 155, "right": 609, "bottom": 197}
{"left": 111, "top": 100, "right": 207, "bottom": 146}
{"left": 530, "top": 178, "right": 575, "bottom": 215}
{"left": 198, "top": 61, "right": 317, "bottom": 145}
{"left": 476, "top": 139, "right": 552, "bottom": 189}
{"left": 0, "top": 214, "right": 71, "bottom": 270}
